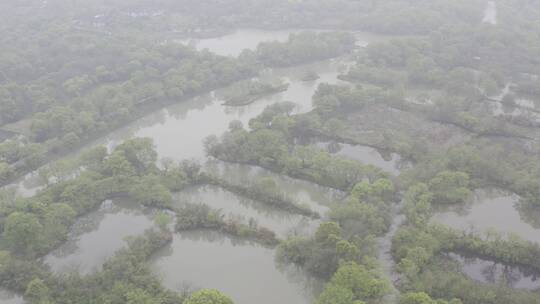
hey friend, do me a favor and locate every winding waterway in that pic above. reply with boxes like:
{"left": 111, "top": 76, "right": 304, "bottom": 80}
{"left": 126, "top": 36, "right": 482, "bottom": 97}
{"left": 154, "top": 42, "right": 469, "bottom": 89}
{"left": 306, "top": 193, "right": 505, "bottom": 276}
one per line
{"left": 10, "top": 56, "right": 351, "bottom": 198}
{"left": 2, "top": 29, "right": 412, "bottom": 302}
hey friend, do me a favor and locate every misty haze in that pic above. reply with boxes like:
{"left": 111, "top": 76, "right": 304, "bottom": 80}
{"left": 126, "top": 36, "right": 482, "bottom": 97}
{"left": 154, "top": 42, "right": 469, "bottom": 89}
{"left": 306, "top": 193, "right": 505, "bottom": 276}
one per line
{"left": 1, "top": 1, "right": 540, "bottom": 304}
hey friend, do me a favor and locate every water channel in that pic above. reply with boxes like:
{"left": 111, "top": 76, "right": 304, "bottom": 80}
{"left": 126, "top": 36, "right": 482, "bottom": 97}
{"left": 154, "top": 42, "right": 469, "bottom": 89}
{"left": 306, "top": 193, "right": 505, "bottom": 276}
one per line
{"left": 315, "top": 141, "right": 406, "bottom": 175}
{"left": 174, "top": 184, "right": 320, "bottom": 238}
{"left": 2, "top": 29, "right": 407, "bottom": 303}
{"left": 433, "top": 189, "right": 540, "bottom": 244}
{"left": 150, "top": 230, "right": 323, "bottom": 304}
{"left": 447, "top": 252, "right": 540, "bottom": 290}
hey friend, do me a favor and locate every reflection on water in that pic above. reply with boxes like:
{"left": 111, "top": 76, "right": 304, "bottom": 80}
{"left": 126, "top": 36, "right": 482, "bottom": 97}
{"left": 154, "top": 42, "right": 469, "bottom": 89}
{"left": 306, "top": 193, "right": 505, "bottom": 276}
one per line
{"left": 175, "top": 185, "right": 319, "bottom": 238}
{"left": 178, "top": 29, "right": 299, "bottom": 57}
{"left": 205, "top": 160, "right": 344, "bottom": 213}
{"left": 177, "top": 29, "right": 376, "bottom": 57}
{"left": 133, "top": 59, "right": 350, "bottom": 162}
{"left": 9, "top": 31, "right": 355, "bottom": 197}
{"left": 8, "top": 57, "right": 345, "bottom": 197}
{"left": 44, "top": 200, "right": 154, "bottom": 275}
{"left": 150, "top": 231, "right": 322, "bottom": 304}
{"left": 315, "top": 141, "right": 406, "bottom": 175}
{"left": 433, "top": 189, "right": 540, "bottom": 244}
{"left": 0, "top": 289, "right": 24, "bottom": 304}
{"left": 448, "top": 252, "right": 540, "bottom": 290}
{"left": 8, "top": 58, "right": 349, "bottom": 206}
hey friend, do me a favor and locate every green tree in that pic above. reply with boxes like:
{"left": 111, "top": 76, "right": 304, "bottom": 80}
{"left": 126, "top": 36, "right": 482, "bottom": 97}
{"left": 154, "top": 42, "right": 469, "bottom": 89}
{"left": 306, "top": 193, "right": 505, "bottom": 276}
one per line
{"left": 125, "top": 288, "right": 159, "bottom": 304}
{"left": 103, "top": 151, "right": 136, "bottom": 177}
{"left": 154, "top": 212, "right": 172, "bottom": 231}
{"left": 184, "top": 289, "right": 234, "bottom": 304}
{"left": 80, "top": 146, "right": 108, "bottom": 171}
{"left": 336, "top": 240, "right": 360, "bottom": 262}
{"left": 3, "top": 212, "right": 42, "bottom": 253}
{"left": 315, "top": 222, "right": 342, "bottom": 244}
{"left": 317, "top": 283, "right": 354, "bottom": 304}
{"left": 428, "top": 171, "right": 471, "bottom": 204}
{"left": 370, "top": 178, "right": 395, "bottom": 201}
{"left": 400, "top": 292, "right": 462, "bottom": 304}
{"left": 43, "top": 203, "right": 76, "bottom": 241}
{"left": 0, "top": 161, "right": 13, "bottom": 183}
{"left": 131, "top": 175, "right": 172, "bottom": 208}
{"left": 351, "top": 181, "right": 372, "bottom": 201}
{"left": 25, "top": 278, "right": 50, "bottom": 303}
{"left": 404, "top": 183, "right": 433, "bottom": 227}
{"left": 330, "top": 262, "right": 389, "bottom": 301}
{"left": 115, "top": 138, "right": 157, "bottom": 173}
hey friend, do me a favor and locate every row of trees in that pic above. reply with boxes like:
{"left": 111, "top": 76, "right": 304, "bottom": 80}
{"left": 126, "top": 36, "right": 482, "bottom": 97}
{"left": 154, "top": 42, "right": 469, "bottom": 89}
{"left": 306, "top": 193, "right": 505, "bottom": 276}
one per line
{"left": 0, "top": 138, "right": 197, "bottom": 256}
{"left": 0, "top": 228, "right": 182, "bottom": 304}
{"left": 175, "top": 203, "right": 278, "bottom": 246}
{"left": 253, "top": 32, "right": 356, "bottom": 67}
{"left": 205, "top": 103, "right": 388, "bottom": 191}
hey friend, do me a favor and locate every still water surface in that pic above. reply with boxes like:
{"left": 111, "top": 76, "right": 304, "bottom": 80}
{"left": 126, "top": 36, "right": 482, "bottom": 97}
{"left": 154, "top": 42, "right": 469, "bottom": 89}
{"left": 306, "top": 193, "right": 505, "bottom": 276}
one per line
{"left": 179, "top": 29, "right": 375, "bottom": 57}
{"left": 174, "top": 184, "right": 319, "bottom": 238}
{"left": 204, "top": 160, "right": 342, "bottom": 214}
{"left": 150, "top": 230, "right": 322, "bottom": 304}
{"left": 315, "top": 141, "right": 405, "bottom": 175}
{"left": 433, "top": 189, "right": 540, "bottom": 244}
{"left": 448, "top": 252, "right": 540, "bottom": 290}
{"left": 44, "top": 200, "right": 154, "bottom": 275}
{"left": 4, "top": 29, "right": 411, "bottom": 302}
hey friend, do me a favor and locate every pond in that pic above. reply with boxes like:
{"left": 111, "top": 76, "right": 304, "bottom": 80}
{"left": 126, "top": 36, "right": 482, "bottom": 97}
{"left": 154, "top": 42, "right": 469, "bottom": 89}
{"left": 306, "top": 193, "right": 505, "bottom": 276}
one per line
{"left": 43, "top": 199, "right": 155, "bottom": 275}
{"left": 203, "top": 160, "right": 342, "bottom": 215}
{"left": 150, "top": 230, "right": 322, "bottom": 304}
{"left": 174, "top": 185, "right": 320, "bottom": 238}
{"left": 432, "top": 189, "right": 540, "bottom": 244}
{"left": 315, "top": 141, "right": 406, "bottom": 175}
{"left": 447, "top": 252, "right": 540, "bottom": 290}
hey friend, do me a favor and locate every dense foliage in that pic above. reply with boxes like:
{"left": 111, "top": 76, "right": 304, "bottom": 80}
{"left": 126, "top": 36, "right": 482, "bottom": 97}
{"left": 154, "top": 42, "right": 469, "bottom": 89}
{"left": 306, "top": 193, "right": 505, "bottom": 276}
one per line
{"left": 2, "top": 0, "right": 540, "bottom": 303}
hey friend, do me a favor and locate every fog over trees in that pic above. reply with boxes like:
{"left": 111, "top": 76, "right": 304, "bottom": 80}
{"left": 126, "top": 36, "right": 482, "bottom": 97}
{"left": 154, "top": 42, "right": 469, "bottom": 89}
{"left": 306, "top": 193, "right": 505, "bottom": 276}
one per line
{"left": 1, "top": 0, "right": 540, "bottom": 304}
